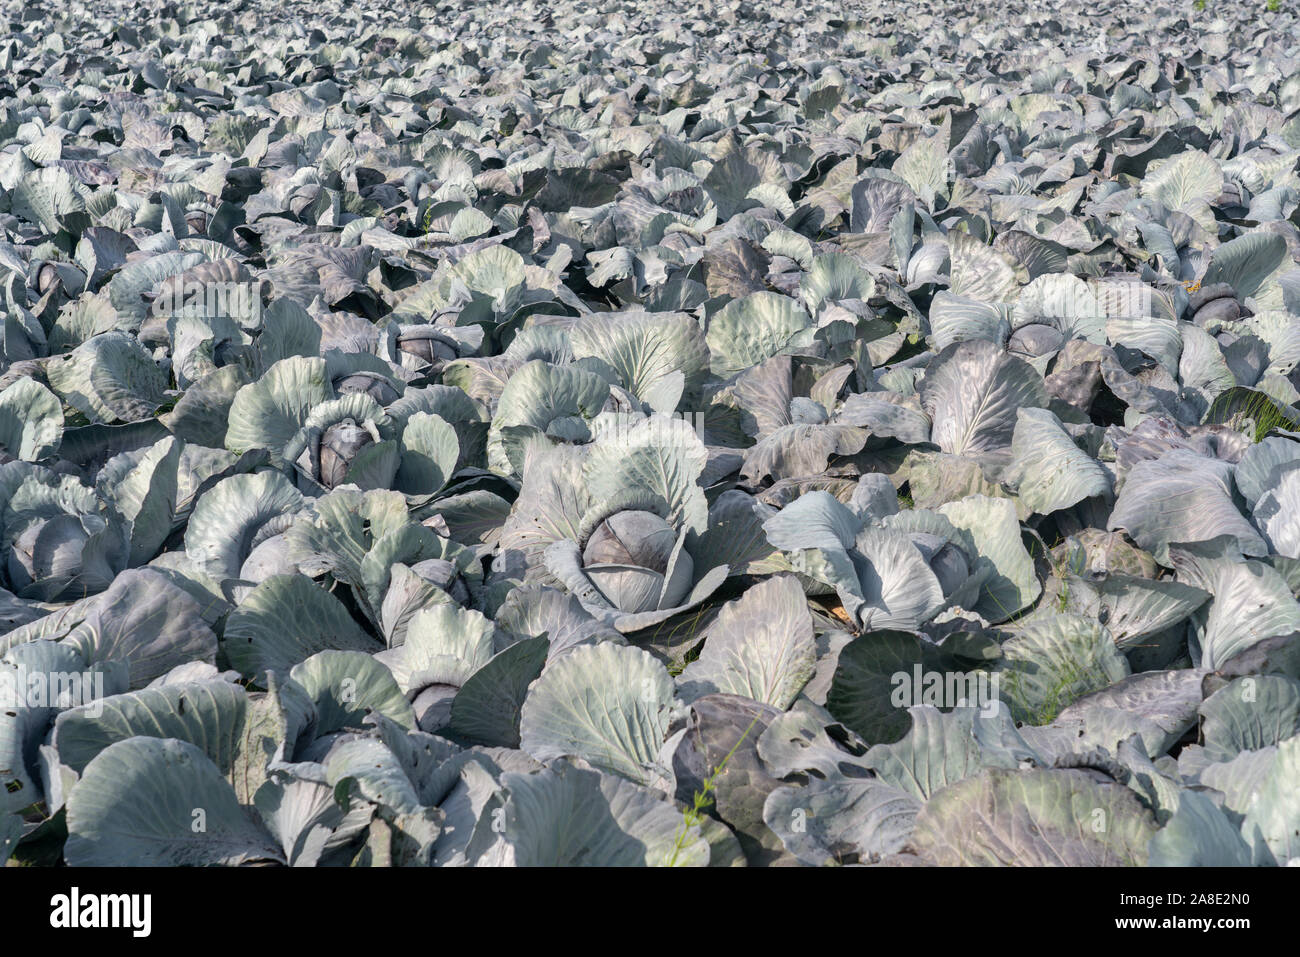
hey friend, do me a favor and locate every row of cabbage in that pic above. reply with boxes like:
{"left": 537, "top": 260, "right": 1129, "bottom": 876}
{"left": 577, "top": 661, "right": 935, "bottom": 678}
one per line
{"left": 2, "top": 0, "right": 1300, "bottom": 865}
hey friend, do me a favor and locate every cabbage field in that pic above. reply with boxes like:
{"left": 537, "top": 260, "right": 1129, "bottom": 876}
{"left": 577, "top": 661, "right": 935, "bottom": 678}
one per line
{"left": 1, "top": 0, "right": 1300, "bottom": 867}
